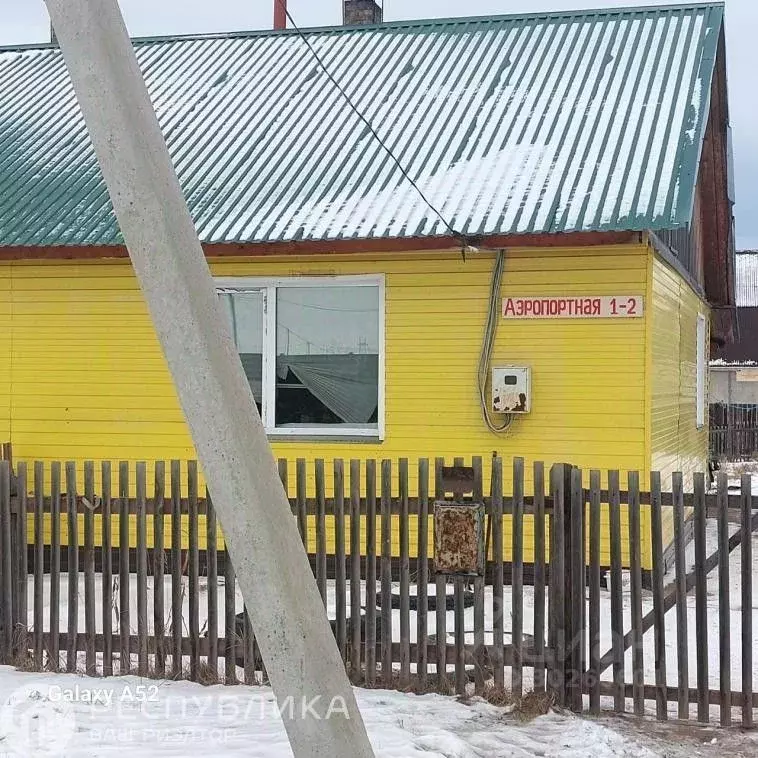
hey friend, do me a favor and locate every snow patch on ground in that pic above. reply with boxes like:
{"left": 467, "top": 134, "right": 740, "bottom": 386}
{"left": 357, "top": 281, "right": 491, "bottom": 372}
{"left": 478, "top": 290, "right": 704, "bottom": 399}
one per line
{"left": 0, "top": 667, "right": 702, "bottom": 757}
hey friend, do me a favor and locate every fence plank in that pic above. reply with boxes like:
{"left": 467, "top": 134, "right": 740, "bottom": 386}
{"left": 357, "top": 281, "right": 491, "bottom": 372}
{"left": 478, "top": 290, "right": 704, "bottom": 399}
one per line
{"left": 83, "top": 462, "right": 96, "bottom": 676}
{"left": 243, "top": 606, "right": 255, "bottom": 685}
{"left": 14, "top": 463, "right": 28, "bottom": 661}
{"left": 365, "top": 459, "right": 377, "bottom": 687}
{"left": 568, "top": 466, "right": 584, "bottom": 713}
{"left": 224, "top": 553, "right": 237, "bottom": 685}
{"left": 492, "top": 458, "right": 504, "bottom": 692}
{"left": 629, "top": 470, "right": 644, "bottom": 716}
{"left": 741, "top": 474, "right": 753, "bottom": 729}
{"left": 278, "top": 459, "right": 288, "bottom": 502}
{"left": 672, "top": 471, "right": 689, "bottom": 720}
{"left": 533, "top": 461, "right": 546, "bottom": 694}
{"left": 4, "top": 461, "right": 15, "bottom": 665}
{"left": 417, "top": 458, "right": 430, "bottom": 691}
{"left": 435, "top": 457, "right": 448, "bottom": 692}
{"left": 136, "top": 463, "right": 148, "bottom": 678}
{"left": 588, "top": 470, "right": 601, "bottom": 714}
{"left": 33, "top": 462, "right": 44, "bottom": 669}
{"left": 334, "top": 460, "right": 347, "bottom": 662}
{"left": 718, "top": 472, "right": 731, "bottom": 726}
{"left": 170, "top": 460, "right": 182, "bottom": 678}
{"left": 315, "top": 459, "right": 327, "bottom": 607}
{"left": 101, "top": 462, "right": 113, "bottom": 677}
{"left": 349, "top": 460, "right": 362, "bottom": 681}
{"left": 153, "top": 461, "right": 166, "bottom": 679}
{"left": 472, "top": 456, "right": 485, "bottom": 696}
{"left": 608, "top": 469, "right": 624, "bottom": 713}
{"left": 549, "top": 464, "right": 566, "bottom": 706}
{"left": 512, "top": 457, "right": 525, "bottom": 699}
{"left": 399, "top": 458, "right": 411, "bottom": 689}
{"left": 66, "top": 462, "right": 79, "bottom": 673}
{"left": 188, "top": 461, "right": 200, "bottom": 681}
{"left": 206, "top": 489, "right": 218, "bottom": 679}
{"left": 49, "top": 463, "right": 62, "bottom": 672}
{"left": 454, "top": 578, "right": 466, "bottom": 696}
{"left": 694, "top": 472, "right": 709, "bottom": 722}
{"left": 119, "top": 462, "right": 130, "bottom": 675}
{"left": 453, "top": 457, "right": 466, "bottom": 697}
{"left": 296, "top": 459, "right": 307, "bottom": 550}
{"left": 0, "top": 461, "right": 11, "bottom": 663}
{"left": 381, "top": 459, "right": 393, "bottom": 687}
{"left": 650, "top": 471, "right": 668, "bottom": 721}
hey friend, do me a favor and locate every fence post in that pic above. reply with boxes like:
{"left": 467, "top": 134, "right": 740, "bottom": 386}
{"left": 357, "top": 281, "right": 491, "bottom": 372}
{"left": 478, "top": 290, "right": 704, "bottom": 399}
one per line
{"left": 0, "top": 460, "right": 11, "bottom": 663}
{"left": 566, "top": 466, "right": 585, "bottom": 713}
{"left": 548, "top": 463, "right": 569, "bottom": 706}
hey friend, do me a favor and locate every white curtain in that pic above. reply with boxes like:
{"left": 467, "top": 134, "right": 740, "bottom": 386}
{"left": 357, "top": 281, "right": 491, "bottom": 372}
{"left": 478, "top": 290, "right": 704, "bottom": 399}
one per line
{"left": 277, "top": 354, "right": 378, "bottom": 423}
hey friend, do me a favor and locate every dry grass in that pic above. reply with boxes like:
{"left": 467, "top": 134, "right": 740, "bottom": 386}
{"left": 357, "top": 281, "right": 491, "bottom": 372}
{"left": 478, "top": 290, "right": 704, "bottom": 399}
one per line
{"left": 194, "top": 662, "right": 221, "bottom": 686}
{"left": 11, "top": 650, "right": 39, "bottom": 673}
{"left": 512, "top": 689, "right": 556, "bottom": 721}
{"left": 481, "top": 684, "right": 515, "bottom": 708}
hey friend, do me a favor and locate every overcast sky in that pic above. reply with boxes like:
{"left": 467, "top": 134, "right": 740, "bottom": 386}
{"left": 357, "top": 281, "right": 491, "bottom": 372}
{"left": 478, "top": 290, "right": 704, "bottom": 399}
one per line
{"left": 2, "top": 0, "right": 755, "bottom": 248}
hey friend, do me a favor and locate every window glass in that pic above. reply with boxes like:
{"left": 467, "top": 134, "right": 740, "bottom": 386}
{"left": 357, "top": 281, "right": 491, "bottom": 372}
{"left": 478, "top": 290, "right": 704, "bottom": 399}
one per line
{"left": 275, "top": 286, "right": 379, "bottom": 428}
{"left": 220, "top": 291, "right": 264, "bottom": 414}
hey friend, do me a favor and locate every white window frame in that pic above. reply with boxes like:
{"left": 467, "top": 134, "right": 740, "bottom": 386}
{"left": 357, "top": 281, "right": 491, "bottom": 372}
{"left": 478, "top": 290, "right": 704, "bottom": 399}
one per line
{"left": 215, "top": 274, "right": 385, "bottom": 440}
{"left": 696, "top": 313, "right": 707, "bottom": 429}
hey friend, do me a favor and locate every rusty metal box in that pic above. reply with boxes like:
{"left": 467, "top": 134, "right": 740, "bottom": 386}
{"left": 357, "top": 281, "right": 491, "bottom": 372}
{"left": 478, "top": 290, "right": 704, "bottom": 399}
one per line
{"left": 433, "top": 501, "right": 485, "bottom": 576}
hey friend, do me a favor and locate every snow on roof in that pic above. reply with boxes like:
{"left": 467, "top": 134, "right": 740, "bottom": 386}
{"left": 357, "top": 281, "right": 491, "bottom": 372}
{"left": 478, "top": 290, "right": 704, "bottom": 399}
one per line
{"left": 0, "top": 4, "right": 724, "bottom": 247}
{"left": 710, "top": 358, "right": 758, "bottom": 368}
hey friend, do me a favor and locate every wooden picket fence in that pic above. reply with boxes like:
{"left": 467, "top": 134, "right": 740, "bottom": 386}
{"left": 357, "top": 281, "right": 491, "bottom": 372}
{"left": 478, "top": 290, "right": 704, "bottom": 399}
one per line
{"left": 0, "top": 456, "right": 755, "bottom": 728}
{"left": 710, "top": 403, "right": 758, "bottom": 460}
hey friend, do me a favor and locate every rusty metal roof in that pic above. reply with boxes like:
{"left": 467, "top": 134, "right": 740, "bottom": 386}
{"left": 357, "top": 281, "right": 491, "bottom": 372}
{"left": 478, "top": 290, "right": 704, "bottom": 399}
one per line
{"left": 0, "top": 3, "right": 724, "bottom": 248}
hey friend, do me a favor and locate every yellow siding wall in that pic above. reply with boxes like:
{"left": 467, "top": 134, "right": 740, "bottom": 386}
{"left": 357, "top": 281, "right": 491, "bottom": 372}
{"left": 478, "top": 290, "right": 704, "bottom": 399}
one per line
{"left": 646, "top": 253, "right": 709, "bottom": 567}
{"left": 1, "top": 244, "right": 663, "bottom": 565}
{"left": 2, "top": 245, "right": 649, "bottom": 478}
{"left": 649, "top": 254, "right": 710, "bottom": 488}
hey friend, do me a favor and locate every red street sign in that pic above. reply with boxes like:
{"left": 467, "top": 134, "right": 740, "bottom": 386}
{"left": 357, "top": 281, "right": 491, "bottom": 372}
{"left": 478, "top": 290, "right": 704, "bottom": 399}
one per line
{"left": 502, "top": 295, "right": 644, "bottom": 319}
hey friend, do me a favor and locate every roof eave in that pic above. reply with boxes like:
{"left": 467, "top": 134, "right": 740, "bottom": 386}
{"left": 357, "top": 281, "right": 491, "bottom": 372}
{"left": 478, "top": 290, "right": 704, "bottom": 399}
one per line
{"left": 0, "top": 230, "right": 643, "bottom": 261}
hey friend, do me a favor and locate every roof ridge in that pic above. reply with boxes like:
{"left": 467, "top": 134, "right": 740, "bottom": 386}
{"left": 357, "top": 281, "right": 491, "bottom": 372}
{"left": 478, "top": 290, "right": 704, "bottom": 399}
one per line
{"left": 0, "top": 2, "right": 724, "bottom": 53}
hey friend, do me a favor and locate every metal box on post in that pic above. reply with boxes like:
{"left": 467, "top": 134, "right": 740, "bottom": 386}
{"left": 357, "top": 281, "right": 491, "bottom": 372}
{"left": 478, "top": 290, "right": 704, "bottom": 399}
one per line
{"left": 433, "top": 501, "right": 485, "bottom": 576}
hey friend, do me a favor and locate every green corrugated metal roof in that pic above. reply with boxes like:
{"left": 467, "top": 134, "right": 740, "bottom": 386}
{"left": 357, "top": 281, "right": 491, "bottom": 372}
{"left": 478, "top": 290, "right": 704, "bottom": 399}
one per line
{"left": 0, "top": 3, "right": 724, "bottom": 247}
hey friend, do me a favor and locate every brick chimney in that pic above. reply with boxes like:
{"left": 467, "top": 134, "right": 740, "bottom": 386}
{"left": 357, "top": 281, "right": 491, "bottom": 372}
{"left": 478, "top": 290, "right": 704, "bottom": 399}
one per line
{"left": 343, "top": 1, "right": 383, "bottom": 25}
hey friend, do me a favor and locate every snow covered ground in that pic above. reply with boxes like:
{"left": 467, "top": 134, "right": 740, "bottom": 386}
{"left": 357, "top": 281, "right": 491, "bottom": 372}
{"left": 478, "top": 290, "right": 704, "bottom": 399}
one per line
{"left": 1, "top": 667, "right": 756, "bottom": 757}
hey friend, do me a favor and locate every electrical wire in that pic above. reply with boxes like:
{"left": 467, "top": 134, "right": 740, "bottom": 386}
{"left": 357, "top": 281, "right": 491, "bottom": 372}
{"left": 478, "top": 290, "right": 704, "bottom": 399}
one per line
{"left": 275, "top": 0, "right": 466, "bottom": 246}
{"left": 478, "top": 250, "right": 513, "bottom": 433}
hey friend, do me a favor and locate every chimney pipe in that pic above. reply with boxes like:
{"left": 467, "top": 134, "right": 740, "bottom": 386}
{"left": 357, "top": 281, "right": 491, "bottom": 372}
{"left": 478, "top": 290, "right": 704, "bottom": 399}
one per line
{"left": 343, "top": 1, "right": 383, "bottom": 25}
{"left": 274, "top": 0, "right": 286, "bottom": 30}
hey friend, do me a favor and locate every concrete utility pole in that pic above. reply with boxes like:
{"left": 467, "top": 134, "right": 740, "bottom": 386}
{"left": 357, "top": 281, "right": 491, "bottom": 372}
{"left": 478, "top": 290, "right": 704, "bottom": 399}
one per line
{"left": 44, "top": 2, "right": 374, "bottom": 757}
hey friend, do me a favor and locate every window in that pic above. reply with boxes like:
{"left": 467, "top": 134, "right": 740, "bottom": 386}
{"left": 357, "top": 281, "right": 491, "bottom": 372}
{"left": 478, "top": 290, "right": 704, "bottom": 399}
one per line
{"left": 217, "top": 276, "right": 384, "bottom": 438}
{"left": 696, "top": 313, "right": 707, "bottom": 428}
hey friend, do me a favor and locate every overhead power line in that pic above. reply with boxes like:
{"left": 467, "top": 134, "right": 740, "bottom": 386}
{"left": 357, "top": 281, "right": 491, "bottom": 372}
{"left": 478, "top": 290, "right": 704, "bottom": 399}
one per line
{"left": 274, "top": 0, "right": 466, "bottom": 246}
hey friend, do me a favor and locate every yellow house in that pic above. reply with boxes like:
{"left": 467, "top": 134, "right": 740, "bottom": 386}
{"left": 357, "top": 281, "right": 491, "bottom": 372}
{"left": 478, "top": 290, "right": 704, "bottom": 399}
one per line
{"left": 0, "top": 4, "right": 735, "bottom": 566}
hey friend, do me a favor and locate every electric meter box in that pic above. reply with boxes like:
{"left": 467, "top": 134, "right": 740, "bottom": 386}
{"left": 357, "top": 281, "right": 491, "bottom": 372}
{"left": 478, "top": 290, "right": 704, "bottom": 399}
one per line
{"left": 492, "top": 366, "right": 531, "bottom": 414}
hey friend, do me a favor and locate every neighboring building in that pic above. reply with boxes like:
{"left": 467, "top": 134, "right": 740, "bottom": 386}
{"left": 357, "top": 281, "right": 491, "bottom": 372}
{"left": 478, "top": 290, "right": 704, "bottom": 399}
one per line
{"left": 0, "top": 4, "right": 735, "bottom": 565}
{"left": 711, "top": 251, "right": 758, "bottom": 458}
{"left": 712, "top": 251, "right": 758, "bottom": 403}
